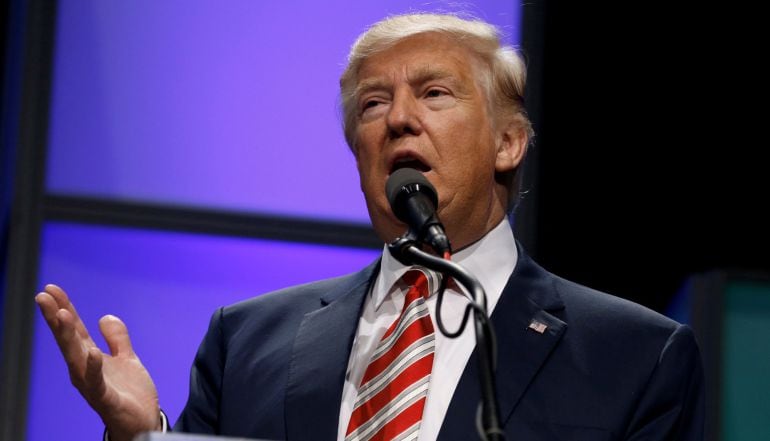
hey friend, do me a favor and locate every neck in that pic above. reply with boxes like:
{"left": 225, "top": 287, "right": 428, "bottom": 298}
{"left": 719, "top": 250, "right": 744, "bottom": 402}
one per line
{"left": 445, "top": 211, "right": 507, "bottom": 253}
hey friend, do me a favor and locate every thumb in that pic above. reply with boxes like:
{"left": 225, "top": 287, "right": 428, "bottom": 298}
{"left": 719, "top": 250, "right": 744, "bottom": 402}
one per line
{"left": 99, "top": 315, "right": 134, "bottom": 357}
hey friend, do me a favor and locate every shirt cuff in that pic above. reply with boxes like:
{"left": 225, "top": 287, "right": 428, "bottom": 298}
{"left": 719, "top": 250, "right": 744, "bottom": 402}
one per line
{"left": 103, "top": 409, "right": 169, "bottom": 441}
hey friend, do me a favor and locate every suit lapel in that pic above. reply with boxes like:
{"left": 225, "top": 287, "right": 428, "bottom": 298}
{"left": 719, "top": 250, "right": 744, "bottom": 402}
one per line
{"left": 285, "top": 261, "right": 379, "bottom": 441}
{"left": 438, "top": 249, "right": 567, "bottom": 440}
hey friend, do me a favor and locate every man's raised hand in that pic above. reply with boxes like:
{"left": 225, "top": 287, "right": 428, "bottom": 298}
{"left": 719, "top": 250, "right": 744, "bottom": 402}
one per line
{"left": 35, "top": 284, "right": 161, "bottom": 441}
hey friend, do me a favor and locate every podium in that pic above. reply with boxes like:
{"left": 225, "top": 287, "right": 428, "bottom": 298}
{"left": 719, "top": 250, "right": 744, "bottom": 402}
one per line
{"left": 134, "top": 434, "right": 275, "bottom": 441}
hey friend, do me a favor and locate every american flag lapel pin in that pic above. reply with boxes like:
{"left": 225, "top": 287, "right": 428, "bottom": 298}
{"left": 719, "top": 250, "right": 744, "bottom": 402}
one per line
{"left": 528, "top": 320, "right": 548, "bottom": 334}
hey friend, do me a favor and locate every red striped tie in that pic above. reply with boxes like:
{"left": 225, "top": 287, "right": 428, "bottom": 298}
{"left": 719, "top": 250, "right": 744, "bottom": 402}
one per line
{"left": 345, "top": 270, "right": 435, "bottom": 441}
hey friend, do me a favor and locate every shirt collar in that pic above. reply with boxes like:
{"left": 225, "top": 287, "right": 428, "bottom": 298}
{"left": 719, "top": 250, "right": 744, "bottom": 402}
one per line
{"left": 372, "top": 218, "right": 518, "bottom": 311}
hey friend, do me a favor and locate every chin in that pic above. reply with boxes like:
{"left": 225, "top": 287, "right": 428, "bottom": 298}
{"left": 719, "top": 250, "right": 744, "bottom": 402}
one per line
{"left": 368, "top": 209, "right": 402, "bottom": 244}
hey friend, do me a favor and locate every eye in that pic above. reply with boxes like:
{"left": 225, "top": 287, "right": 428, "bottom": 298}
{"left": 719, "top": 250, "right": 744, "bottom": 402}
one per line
{"left": 360, "top": 97, "right": 386, "bottom": 115}
{"left": 425, "top": 88, "right": 447, "bottom": 98}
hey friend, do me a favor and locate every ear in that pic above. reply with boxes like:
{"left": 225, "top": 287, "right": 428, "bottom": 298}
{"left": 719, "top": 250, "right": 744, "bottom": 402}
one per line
{"left": 495, "top": 118, "right": 528, "bottom": 173}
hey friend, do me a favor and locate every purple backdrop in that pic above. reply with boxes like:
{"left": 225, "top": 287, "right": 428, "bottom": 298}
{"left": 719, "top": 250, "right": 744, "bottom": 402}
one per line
{"left": 28, "top": 222, "right": 381, "bottom": 440}
{"left": 30, "top": 1, "right": 522, "bottom": 440}
{"left": 45, "top": 0, "right": 522, "bottom": 222}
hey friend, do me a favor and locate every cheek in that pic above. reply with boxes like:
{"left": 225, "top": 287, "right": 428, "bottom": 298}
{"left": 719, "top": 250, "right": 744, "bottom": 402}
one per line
{"left": 354, "top": 150, "right": 378, "bottom": 181}
{"left": 353, "top": 152, "right": 383, "bottom": 197}
{"left": 353, "top": 127, "right": 380, "bottom": 161}
{"left": 355, "top": 129, "right": 390, "bottom": 175}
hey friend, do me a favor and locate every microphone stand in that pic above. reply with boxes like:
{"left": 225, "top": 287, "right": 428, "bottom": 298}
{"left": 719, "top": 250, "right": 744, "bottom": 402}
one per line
{"left": 388, "top": 236, "right": 504, "bottom": 441}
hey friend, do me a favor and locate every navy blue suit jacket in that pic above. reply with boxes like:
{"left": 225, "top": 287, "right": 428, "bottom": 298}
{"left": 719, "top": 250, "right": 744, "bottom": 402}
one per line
{"left": 174, "top": 248, "right": 704, "bottom": 440}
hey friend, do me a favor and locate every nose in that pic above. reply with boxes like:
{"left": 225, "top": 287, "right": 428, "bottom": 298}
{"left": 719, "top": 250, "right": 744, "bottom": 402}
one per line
{"left": 386, "top": 89, "right": 423, "bottom": 138}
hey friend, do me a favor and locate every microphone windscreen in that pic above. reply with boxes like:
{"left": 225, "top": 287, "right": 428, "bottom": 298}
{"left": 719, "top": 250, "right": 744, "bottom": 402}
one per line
{"left": 386, "top": 168, "right": 438, "bottom": 210}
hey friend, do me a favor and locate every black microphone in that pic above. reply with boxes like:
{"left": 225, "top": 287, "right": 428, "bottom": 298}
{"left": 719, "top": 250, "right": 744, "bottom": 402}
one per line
{"left": 386, "top": 168, "right": 451, "bottom": 254}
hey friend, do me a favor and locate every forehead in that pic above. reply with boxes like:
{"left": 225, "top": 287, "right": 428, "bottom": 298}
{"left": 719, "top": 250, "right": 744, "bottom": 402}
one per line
{"left": 355, "top": 32, "right": 482, "bottom": 86}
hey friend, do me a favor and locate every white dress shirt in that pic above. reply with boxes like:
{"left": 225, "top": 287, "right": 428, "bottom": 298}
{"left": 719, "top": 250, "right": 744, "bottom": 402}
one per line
{"left": 337, "top": 219, "right": 518, "bottom": 441}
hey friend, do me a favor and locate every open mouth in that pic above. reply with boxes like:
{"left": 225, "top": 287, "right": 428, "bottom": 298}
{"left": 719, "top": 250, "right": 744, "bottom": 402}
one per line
{"left": 390, "top": 156, "right": 431, "bottom": 174}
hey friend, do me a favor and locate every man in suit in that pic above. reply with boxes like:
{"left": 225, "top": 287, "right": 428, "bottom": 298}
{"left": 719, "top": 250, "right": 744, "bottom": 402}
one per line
{"left": 35, "top": 13, "right": 704, "bottom": 441}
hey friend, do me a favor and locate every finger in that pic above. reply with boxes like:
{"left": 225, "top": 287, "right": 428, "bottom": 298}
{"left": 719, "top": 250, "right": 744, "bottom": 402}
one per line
{"left": 35, "top": 292, "right": 62, "bottom": 332}
{"left": 84, "top": 347, "right": 108, "bottom": 402}
{"left": 36, "top": 292, "right": 98, "bottom": 359}
{"left": 55, "top": 309, "right": 91, "bottom": 375}
{"left": 44, "top": 284, "right": 91, "bottom": 339}
{"left": 37, "top": 295, "right": 95, "bottom": 384}
{"left": 99, "top": 315, "right": 134, "bottom": 357}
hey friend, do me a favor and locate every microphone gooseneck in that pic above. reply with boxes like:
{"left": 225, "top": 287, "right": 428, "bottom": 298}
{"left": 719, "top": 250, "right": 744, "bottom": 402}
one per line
{"left": 386, "top": 168, "right": 451, "bottom": 255}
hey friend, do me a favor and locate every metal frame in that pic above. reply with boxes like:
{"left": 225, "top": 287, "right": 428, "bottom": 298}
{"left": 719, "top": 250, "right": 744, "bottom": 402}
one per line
{"left": 515, "top": 0, "right": 546, "bottom": 257}
{"left": 43, "top": 195, "right": 381, "bottom": 249}
{"left": 0, "top": 1, "right": 57, "bottom": 440}
{"left": 689, "top": 270, "right": 770, "bottom": 441}
{"left": 689, "top": 271, "right": 726, "bottom": 441}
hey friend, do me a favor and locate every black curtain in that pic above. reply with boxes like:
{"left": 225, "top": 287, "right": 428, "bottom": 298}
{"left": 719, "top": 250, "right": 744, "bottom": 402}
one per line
{"left": 528, "top": 2, "right": 767, "bottom": 313}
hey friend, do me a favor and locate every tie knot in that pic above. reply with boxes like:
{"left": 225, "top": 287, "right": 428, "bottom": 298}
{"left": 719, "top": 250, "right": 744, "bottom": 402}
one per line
{"left": 402, "top": 269, "right": 430, "bottom": 300}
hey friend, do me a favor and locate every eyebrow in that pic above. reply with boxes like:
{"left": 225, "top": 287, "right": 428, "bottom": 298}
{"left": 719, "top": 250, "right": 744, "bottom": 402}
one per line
{"left": 408, "top": 66, "right": 456, "bottom": 85}
{"left": 354, "top": 65, "right": 468, "bottom": 99}
{"left": 354, "top": 78, "right": 390, "bottom": 99}
{"left": 408, "top": 66, "right": 472, "bottom": 96}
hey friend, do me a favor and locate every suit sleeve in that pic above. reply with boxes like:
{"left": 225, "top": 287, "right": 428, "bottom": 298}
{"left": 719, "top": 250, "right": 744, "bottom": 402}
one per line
{"left": 624, "top": 324, "right": 705, "bottom": 440}
{"left": 172, "top": 307, "right": 226, "bottom": 433}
